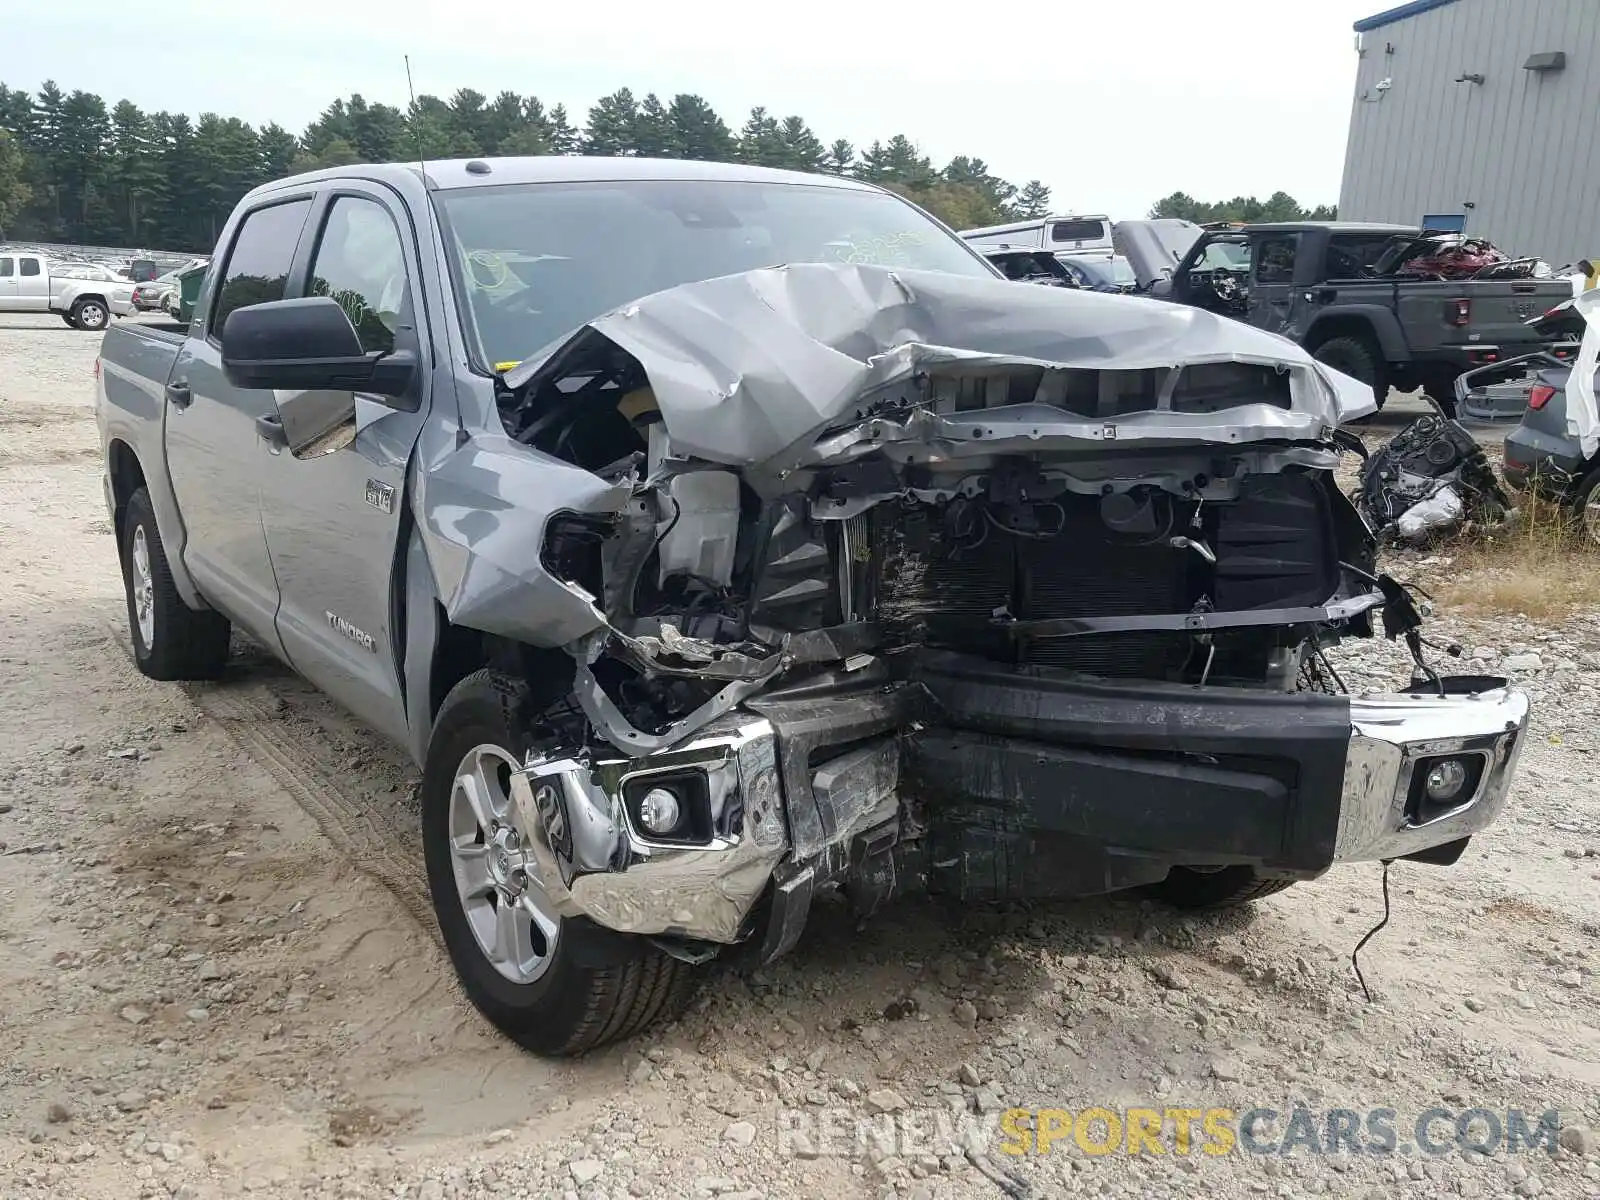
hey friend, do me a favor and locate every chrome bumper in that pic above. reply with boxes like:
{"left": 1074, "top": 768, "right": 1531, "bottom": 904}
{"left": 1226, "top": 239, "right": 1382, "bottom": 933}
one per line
{"left": 1333, "top": 683, "right": 1530, "bottom": 863}
{"left": 513, "top": 717, "right": 791, "bottom": 943}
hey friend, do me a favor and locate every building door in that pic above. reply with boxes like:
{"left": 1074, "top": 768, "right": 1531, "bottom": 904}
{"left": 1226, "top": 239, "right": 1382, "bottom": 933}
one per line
{"left": 1422, "top": 214, "right": 1466, "bottom": 233}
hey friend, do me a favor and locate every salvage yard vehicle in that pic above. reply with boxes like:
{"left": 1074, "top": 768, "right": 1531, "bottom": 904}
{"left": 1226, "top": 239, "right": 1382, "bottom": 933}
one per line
{"left": 0, "top": 249, "right": 137, "bottom": 329}
{"left": 95, "top": 158, "right": 1531, "bottom": 1057}
{"left": 977, "top": 246, "right": 1077, "bottom": 286}
{"left": 1473, "top": 288, "right": 1600, "bottom": 538}
{"left": 959, "top": 213, "right": 1114, "bottom": 259}
{"left": 1117, "top": 220, "right": 1573, "bottom": 413}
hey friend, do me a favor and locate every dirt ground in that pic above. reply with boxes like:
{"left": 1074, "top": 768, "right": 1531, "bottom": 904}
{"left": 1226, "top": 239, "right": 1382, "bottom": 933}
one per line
{"left": 1, "top": 312, "right": 1598, "bottom": 1200}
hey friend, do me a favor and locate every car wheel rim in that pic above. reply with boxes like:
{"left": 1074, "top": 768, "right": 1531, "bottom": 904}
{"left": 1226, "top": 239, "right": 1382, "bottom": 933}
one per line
{"left": 82, "top": 304, "right": 105, "bottom": 326}
{"left": 449, "top": 743, "right": 560, "bottom": 984}
{"left": 130, "top": 525, "right": 155, "bottom": 649}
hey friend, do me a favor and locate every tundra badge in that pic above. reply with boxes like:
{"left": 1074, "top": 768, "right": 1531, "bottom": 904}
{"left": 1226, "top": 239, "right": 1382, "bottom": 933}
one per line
{"left": 365, "top": 479, "right": 395, "bottom": 514}
{"left": 326, "top": 611, "right": 377, "bottom": 653}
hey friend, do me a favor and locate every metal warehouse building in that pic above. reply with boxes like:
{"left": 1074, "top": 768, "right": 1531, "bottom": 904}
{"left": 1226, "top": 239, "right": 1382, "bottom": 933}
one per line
{"left": 1338, "top": 0, "right": 1599, "bottom": 267}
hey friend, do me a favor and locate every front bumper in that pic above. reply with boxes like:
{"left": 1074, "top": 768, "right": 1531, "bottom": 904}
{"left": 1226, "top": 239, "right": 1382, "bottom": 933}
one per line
{"left": 1334, "top": 681, "right": 1529, "bottom": 862}
{"left": 513, "top": 660, "right": 1529, "bottom": 946}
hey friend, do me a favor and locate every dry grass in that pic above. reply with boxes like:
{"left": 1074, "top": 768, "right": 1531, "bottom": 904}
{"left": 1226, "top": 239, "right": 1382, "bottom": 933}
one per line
{"left": 1432, "top": 484, "right": 1600, "bottom": 619}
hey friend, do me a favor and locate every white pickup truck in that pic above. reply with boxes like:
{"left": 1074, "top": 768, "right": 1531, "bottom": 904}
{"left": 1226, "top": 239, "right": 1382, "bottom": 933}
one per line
{"left": 0, "top": 249, "right": 137, "bottom": 329}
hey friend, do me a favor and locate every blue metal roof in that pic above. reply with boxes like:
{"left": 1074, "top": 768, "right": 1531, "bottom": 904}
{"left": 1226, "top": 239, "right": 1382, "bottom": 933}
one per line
{"left": 1353, "top": 0, "right": 1464, "bottom": 33}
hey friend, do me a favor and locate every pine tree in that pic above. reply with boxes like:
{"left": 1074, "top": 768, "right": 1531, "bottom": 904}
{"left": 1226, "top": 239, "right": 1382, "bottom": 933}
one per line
{"left": 0, "top": 128, "right": 29, "bottom": 238}
{"left": 1015, "top": 179, "right": 1052, "bottom": 218}
{"left": 736, "top": 107, "right": 786, "bottom": 167}
{"left": 777, "top": 117, "right": 826, "bottom": 172}
{"left": 825, "top": 139, "right": 854, "bottom": 175}
{"left": 583, "top": 89, "right": 639, "bottom": 156}
{"left": 548, "top": 104, "right": 581, "bottom": 154}
{"left": 667, "top": 94, "right": 734, "bottom": 162}
{"left": 633, "top": 93, "right": 679, "bottom": 158}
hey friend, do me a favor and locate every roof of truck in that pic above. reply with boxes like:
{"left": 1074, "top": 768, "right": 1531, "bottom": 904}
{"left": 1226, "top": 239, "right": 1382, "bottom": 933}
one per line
{"left": 1241, "top": 221, "right": 1419, "bottom": 235}
{"left": 267, "top": 156, "right": 882, "bottom": 194}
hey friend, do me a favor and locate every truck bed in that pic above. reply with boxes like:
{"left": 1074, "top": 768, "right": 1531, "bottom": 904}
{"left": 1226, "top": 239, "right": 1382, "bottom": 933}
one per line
{"left": 1329, "top": 276, "right": 1571, "bottom": 353}
{"left": 98, "top": 320, "right": 184, "bottom": 425}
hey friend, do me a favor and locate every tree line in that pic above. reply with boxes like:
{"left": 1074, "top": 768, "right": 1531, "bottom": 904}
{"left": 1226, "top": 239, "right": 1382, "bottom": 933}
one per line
{"left": 0, "top": 81, "right": 1056, "bottom": 252}
{"left": 1150, "top": 191, "right": 1337, "bottom": 224}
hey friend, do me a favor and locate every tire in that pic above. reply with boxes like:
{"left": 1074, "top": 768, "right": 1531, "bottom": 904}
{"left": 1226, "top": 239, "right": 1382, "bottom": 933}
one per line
{"left": 1571, "top": 466, "right": 1600, "bottom": 548}
{"left": 1155, "top": 865, "right": 1295, "bottom": 910}
{"left": 60, "top": 311, "right": 78, "bottom": 328}
{"left": 120, "top": 487, "right": 232, "bottom": 681}
{"left": 422, "top": 669, "right": 697, "bottom": 1056}
{"left": 1418, "top": 367, "right": 1461, "bottom": 420}
{"left": 70, "top": 296, "right": 110, "bottom": 331}
{"left": 1313, "top": 336, "right": 1387, "bottom": 409}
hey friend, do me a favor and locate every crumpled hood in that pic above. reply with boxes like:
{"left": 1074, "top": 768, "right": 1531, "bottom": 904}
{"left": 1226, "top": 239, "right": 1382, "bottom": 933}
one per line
{"left": 505, "top": 262, "right": 1374, "bottom": 467}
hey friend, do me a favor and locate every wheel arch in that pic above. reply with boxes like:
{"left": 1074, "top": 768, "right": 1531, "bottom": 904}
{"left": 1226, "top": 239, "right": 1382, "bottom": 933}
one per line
{"left": 399, "top": 523, "right": 573, "bottom": 768}
{"left": 1303, "top": 306, "right": 1406, "bottom": 363}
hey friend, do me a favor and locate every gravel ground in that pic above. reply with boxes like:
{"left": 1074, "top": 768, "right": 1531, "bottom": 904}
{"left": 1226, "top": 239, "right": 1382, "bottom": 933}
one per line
{"left": 1, "top": 313, "right": 1597, "bottom": 1200}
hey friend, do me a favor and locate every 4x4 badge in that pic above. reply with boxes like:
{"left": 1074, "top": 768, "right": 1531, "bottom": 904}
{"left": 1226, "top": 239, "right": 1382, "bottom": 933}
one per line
{"left": 365, "top": 480, "right": 395, "bottom": 514}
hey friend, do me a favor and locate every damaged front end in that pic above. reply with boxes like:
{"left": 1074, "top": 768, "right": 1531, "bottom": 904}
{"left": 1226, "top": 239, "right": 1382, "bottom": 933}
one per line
{"left": 471, "top": 264, "right": 1527, "bottom": 961}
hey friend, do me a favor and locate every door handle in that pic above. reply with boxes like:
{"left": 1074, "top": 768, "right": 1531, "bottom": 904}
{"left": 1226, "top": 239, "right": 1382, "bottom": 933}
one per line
{"left": 255, "top": 413, "right": 288, "bottom": 449}
{"left": 165, "top": 380, "right": 192, "bottom": 408}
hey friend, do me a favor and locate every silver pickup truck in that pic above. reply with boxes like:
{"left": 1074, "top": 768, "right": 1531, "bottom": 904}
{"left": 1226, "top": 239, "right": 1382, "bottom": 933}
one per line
{"left": 95, "top": 157, "right": 1531, "bottom": 1056}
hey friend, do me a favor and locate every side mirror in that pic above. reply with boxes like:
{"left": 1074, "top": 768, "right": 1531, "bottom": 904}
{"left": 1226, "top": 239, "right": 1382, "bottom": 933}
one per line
{"left": 220, "top": 296, "right": 415, "bottom": 399}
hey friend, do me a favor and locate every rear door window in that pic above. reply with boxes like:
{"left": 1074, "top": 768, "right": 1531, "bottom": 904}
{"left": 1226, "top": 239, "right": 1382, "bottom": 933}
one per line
{"left": 1050, "top": 219, "right": 1108, "bottom": 244}
{"left": 19, "top": 257, "right": 40, "bottom": 277}
{"left": 210, "top": 198, "right": 313, "bottom": 338}
{"left": 1324, "top": 236, "right": 1390, "bottom": 279}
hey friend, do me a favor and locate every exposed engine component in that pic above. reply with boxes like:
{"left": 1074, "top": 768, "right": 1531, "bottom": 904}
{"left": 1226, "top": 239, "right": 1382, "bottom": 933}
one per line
{"left": 1356, "top": 400, "right": 1512, "bottom": 542}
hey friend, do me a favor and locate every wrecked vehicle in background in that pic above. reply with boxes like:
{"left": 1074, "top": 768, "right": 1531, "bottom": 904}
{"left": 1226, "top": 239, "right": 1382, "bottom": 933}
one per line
{"left": 96, "top": 158, "right": 1532, "bottom": 1057}
{"left": 1115, "top": 219, "right": 1573, "bottom": 414}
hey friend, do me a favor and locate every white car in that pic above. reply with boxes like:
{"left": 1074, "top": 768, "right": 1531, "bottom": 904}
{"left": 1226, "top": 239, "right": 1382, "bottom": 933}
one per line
{"left": 0, "top": 251, "right": 137, "bottom": 329}
{"left": 50, "top": 261, "right": 126, "bottom": 283}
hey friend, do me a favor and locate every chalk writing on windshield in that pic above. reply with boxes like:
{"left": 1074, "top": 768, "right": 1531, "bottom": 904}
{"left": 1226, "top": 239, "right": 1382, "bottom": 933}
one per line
{"left": 827, "top": 230, "right": 927, "bottom": 267}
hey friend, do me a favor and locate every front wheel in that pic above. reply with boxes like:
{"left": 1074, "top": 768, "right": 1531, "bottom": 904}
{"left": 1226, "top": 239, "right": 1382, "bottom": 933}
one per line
{"left": 421, "top": 669, "right": 697, "bottom": 1055}
{"left": 70, "top": 297, "right": 110, "bottom": 331}
{"left": 1155, "top": 865, "right": 1295, "bottom": 910}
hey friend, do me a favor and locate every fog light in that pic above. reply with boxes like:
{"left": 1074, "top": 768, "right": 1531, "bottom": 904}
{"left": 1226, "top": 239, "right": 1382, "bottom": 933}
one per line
{"left": 1424, "top": 758, "right": 1469, "bottom": 803}
{"left": 637, "top": 787, "right": 682, "bottom": 835}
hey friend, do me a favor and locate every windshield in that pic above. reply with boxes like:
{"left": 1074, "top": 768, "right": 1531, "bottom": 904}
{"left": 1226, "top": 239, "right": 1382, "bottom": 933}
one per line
{"left": 435, "top": 179, "right": 996, "bottom": 369}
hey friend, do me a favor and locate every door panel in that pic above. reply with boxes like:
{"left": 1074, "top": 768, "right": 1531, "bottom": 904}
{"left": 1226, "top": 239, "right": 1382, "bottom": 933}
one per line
{"left": 0, "top": 256, "right": 15, "bottom": 308}
{"left": 258, "top": 188, "right": 428, "bottom": 742}
{"left": 163, "top": 196, "right": 314, "bottom": 654}
{"left": 1245, "top": 233, "right": 1300, "bottom": 335}
{"left": 17, "top": 257, "right": 50, "bottom": 309}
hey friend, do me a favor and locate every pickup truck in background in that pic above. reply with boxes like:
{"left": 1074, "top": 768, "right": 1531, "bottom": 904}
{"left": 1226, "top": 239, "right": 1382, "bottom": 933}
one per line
{"left": 1, "top": 249, "right": 137, "bottom": 329}
{"left": 1118, "top": 220, "right": 1573, "bottom": 412}
{"left": 96, "top": 157, "right": 1530, "bottom": 1056}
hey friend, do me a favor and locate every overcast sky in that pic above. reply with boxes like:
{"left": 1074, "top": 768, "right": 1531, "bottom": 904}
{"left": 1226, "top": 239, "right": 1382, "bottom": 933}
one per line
{"left": 3, "top": 0, "right": 1388, "bottom": 217}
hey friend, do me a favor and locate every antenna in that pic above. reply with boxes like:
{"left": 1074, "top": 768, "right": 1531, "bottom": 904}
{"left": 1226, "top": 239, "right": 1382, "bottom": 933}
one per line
{"left": 404, "top": 54, "right": 428, "bottom": 176}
